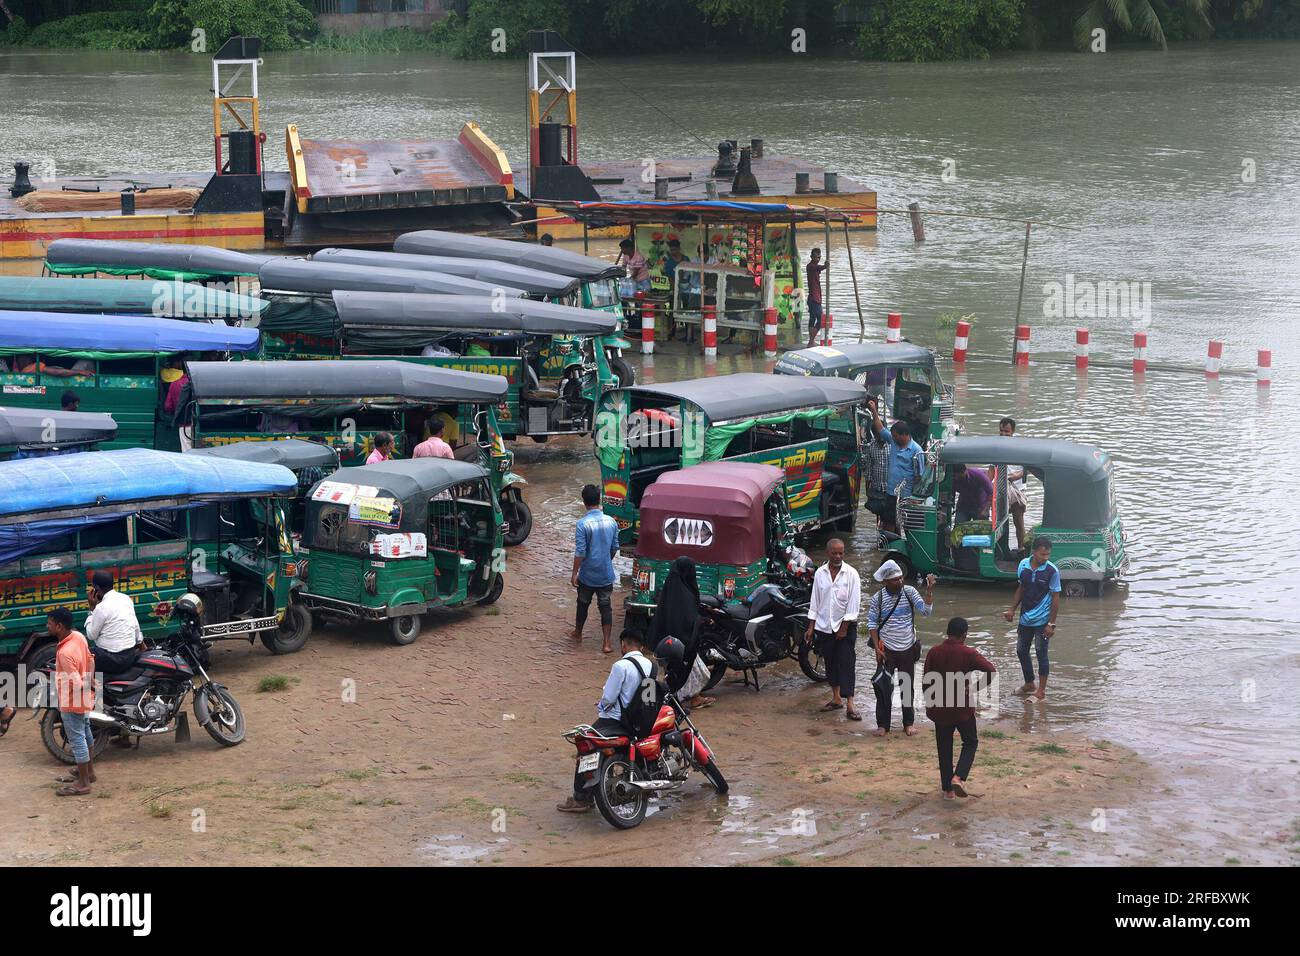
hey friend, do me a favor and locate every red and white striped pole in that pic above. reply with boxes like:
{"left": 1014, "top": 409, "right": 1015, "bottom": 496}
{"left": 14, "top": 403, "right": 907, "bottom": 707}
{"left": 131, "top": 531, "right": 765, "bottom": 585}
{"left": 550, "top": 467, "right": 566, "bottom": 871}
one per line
{"left": 952, "top": 319, "right": 970, "bottom": 364}
{"left": 1132, "top": 332, "right": 1148, "bottom": 375}
{"left": 763, "top": 307, "right": 778, "bottom": 358}
{"left": 822, "top": 311, "right": 834, "bottom": 346}
{"left": 1205, "top": 340, "right": 1223, "bottom": 378}
{"left": 1074, "top": 328, "right": 1090, "bottom": 370}
{"left": 640, "top": 299, "right": 655, "bottom": 355}
{"left": 886, "top": 311, "right": 902, "bottom": 344}
{"left": 1257, "top": 349, "right": 1272, "bottom": 387}
{"left": 702, "top": 304, "right": 717, "bottom": 358}
{"left": 1014, "top": 324, "right": 1030, "bottom": 367}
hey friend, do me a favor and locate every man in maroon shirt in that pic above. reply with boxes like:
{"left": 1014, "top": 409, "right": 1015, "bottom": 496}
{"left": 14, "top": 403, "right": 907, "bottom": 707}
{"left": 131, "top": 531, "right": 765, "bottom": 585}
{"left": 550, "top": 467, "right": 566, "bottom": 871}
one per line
{"left": 922, "top": 617, "right": 997, "bottom": 799}
{"left": 805, "top": 248, "right": 827, "bottom": 345}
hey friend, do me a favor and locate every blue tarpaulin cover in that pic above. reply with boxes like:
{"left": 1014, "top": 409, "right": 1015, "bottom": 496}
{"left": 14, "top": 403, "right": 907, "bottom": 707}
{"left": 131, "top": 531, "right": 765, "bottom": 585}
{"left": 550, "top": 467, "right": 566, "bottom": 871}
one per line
{"left": 0, "top": 448, "right": 296, "bottom": 520}
{"left": 0, "top": 311, "right": 260, "bottom": 353}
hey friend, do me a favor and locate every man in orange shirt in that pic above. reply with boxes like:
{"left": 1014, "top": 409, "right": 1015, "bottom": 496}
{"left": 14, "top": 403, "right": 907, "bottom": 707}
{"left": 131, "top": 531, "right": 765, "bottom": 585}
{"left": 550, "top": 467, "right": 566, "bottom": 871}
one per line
{"left": 49, "top": 607, "right": 98, "bottom": 796}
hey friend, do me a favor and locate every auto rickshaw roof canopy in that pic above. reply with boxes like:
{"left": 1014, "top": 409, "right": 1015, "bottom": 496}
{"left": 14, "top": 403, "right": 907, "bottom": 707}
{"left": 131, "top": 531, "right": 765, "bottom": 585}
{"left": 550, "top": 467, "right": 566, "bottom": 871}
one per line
{"left": 307, "top": 458, "right": 491, "bottom": 532}
{"left": 0, "top": 275, "right": 268, "bottom": 321}
{"left": 0, "top": 406, "right": 117, "bottom": 448}
{"left": 395, "top": 229, "right": 625, "bottom": 282}
{"left": 314, "top": 248, "right": 582, "bottom": 297}
{"left": 0, "top": 447, "right": 296, "bottom": 524}
{"left": 46, "top": 239, "right": 270, "bottom": 278}
{"left": 258, "top": 258, "right": 527, "bottom": 299}
{"left": 620, "top": 372, "right": 866, "bottom": 423}
{"left": 332, "top": 291, "right": 619, "bottom": 337}
{"left": 188, "top": 359, "right": 508, "bottom": 404}
{"left": 775, "top": 343, "right": 938, "bottom": 376}
{"left": 0, "top": 311, "right": 260, "bottom": 355}
{"left": 637, "top": 462, "right": 786, "bottom": 565}
{"left": 939, "top": 436, "right": 1116, "bottom": 528}
{"left": 190, "top": 438, "right": 338, "bottom": 472}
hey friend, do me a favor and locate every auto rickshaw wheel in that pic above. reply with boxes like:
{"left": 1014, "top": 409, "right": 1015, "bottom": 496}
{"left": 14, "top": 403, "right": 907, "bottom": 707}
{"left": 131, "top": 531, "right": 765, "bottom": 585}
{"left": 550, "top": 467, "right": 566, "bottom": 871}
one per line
{"left": 389, "top": 615, "right": 422, "bottom": 646}
{"left": 502, "top": 495, "right": 533, "bottom": 547}
{"left": 1063, "top": 579, "right": 1099, "bottom": 598}
{"left": 881, "top": 553, "right": 913, "bottom": 581}
{"left": 261, "top": 602, "right": 312, "bottom": 655}
{"left": 610, "top": 356, "right": 635, "bottom": 388}
{"left": 478, "top": 573, "right": 504, "bottom": 606}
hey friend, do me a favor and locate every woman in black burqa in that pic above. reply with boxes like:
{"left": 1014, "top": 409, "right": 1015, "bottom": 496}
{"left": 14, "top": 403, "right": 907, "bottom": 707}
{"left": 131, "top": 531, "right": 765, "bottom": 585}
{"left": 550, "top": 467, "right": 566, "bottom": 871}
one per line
{"left": 648, "top": 556, "right": 715, "bottom": 708}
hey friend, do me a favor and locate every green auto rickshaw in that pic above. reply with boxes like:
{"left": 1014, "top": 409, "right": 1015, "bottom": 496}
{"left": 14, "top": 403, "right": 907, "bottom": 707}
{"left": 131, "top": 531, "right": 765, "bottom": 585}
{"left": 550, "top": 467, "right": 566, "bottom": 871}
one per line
{"left": 0, "top": 448, "right": 313, "bottom": 675}
{"left": 774, "top": 342, "right": 955, "bottom": 447}
{"left": 0, "top": 406, "right": 117, "bottom": 460}
{"left": 596, "top": 372, "right": 868, "bottom": 547}
{"left": 0, "top": 309, "right": 260, "bottom": 450}
{"left": 184, "top": 359, "right": 534, "bottom": 546}
{"left": 625, "top": 462, "right": 798, "bottom": 624}
{"left": 299, "top": 458, "right": 505, "bottom": 645}
{"left": 880, "top": 436, "right": 1128, "bottom": 596}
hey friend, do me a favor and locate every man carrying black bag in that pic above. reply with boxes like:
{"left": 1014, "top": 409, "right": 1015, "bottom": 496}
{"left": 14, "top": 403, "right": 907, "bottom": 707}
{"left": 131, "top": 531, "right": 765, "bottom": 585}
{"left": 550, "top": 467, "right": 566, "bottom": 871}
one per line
{"left": 867, "top": 560, "right": 935, "bottom": 737}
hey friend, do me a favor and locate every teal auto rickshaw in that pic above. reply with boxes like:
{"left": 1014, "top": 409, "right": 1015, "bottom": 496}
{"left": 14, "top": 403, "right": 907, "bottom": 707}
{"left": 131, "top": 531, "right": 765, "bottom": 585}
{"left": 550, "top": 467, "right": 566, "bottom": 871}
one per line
{"left": 299, "top": 458, "right": 505, "bottom": 645}
{"left": 880, "top": 436, "right": 1128, "bottom": 595}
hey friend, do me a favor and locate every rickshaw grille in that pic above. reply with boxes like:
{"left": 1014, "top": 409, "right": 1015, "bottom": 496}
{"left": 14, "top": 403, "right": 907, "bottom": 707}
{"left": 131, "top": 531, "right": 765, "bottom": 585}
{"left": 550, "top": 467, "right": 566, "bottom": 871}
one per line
{"left": 899, "top": 506, "right": 927, "bottom": 534}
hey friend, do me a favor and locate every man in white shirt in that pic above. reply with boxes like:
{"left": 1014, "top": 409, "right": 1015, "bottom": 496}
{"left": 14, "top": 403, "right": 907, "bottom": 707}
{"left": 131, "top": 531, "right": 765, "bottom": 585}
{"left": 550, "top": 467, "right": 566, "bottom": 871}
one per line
{"left": 85, "top": 570, "right": 144, "bottom": 674}
{"left": 803, "top": 539, "right": 863, "bottom": 720}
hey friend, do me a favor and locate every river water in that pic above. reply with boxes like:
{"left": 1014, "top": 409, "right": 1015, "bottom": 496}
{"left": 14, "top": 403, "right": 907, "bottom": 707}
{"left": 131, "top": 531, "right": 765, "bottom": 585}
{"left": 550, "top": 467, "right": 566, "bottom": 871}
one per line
{"left": 2, "top": 43, "right": 1297, "bottom": 862}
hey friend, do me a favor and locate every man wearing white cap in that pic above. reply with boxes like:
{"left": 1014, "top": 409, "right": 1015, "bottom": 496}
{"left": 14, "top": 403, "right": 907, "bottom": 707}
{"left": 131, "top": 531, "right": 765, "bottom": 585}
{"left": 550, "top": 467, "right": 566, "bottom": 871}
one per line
{"left": 867, "top": 560, "right": 936, "bottom": 736}
{"left": 804, "top": 539, "right": 863, "bottom": 720}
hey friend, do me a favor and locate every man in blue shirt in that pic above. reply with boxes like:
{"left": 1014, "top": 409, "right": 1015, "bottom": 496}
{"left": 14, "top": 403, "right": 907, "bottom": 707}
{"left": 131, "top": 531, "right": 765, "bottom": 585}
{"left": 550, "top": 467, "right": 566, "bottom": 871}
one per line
{"left": 557, "top": 629, "right": 657, "bottom": 813}
{"left": 1003, "top": 536, "right": 1061, "bottom": 700}
{"left": 869, "top": 410, "right": 925, "bottom": 535}
{"left": 572, "top": 483, "right": 620, "bottom": 654}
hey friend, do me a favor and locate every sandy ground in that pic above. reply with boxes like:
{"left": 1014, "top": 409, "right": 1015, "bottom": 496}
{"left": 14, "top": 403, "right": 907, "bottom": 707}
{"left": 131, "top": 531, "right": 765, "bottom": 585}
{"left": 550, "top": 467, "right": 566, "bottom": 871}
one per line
{"left": 0, "top": 469, "right": 1266, "bottom": 867}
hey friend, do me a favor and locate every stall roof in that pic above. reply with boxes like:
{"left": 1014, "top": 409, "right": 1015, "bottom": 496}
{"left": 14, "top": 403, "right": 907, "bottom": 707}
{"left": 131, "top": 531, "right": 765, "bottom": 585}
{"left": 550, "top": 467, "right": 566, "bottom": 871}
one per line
{"left": 0, "top": 448, "right": 296, "bottom": 523}
{"left": 258, "top": 259, "right": 527, "bottom": 299}
{"left": 775, "top": 343, "right": 937, "bottom": 376}
{"left": 188, "top": 359, "right": 508, "bottom": 403}
{"left": 939, "top": 436, "right": 1111, "bottom": 478}
{"left": 0, "top": 275, "right": 267, "bottom": 321}
{"left": 0, "top": 311, "right": 260, "bottom": 353}
{"left": 312, "top": 248, "right": 581, "bottom": 297}
{"left": 0, "top": 406, "right": 117, "bottom": 447}
{"left": 395, "top": 229, "right": 624, "bottom": 282}
{"left": 549, "top": 199, "right": 854, "bottom": 226}
{"left": 331, "top": 291, "right": 618, "bottom": 336}
{"left": 191, "top": 439, "right": 339, "bottom": 471}
{"left": 621, "top": 372, "right": 865, "bottom": 422}
{"left": 46, "top": 239, "right": 270, "bottom": 276}
{"left": 318, "top": 458, "right": 489, "bottom": 502}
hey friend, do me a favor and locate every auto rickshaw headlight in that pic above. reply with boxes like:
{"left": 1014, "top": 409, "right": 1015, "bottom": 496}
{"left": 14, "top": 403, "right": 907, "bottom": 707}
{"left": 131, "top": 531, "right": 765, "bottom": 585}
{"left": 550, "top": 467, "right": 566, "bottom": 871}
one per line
{"left": 363, "top": 570, "right": 377, "bottom": 595}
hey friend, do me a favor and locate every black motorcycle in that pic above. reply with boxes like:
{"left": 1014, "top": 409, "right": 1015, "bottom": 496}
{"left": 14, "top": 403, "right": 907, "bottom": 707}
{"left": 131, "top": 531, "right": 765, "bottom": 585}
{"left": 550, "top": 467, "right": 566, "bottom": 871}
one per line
{"left": 696, "top": 574, "right": 823, "bottom": 692}
{"left": 38, "top": 593, "right": 246, "bottom": 764}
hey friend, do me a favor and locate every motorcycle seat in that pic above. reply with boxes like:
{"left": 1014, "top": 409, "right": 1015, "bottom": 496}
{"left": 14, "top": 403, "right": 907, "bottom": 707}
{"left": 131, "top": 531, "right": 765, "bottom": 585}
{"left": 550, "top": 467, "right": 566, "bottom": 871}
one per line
{"left": 699, "top": 594, "right": 723, "bottom": 610}
{"left": 724, "top": 603, "right": 751, "bottom": 622}
{"left": 191, "top": 569, "right": 229, "bottom": 590}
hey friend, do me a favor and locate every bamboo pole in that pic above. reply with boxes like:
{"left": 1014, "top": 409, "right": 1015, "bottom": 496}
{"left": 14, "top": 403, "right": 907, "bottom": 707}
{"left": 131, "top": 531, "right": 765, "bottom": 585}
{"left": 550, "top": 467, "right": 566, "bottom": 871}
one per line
{"left": 842, "top": 219, "right": 865, "bottom": 343}
{"left": 1012, "top": 221, "right": 1031, "bottom": 366}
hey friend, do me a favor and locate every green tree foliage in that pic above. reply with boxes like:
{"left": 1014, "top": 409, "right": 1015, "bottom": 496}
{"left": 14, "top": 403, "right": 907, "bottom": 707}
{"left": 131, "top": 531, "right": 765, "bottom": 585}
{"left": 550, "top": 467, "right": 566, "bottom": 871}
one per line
{"left": 148, "top": 0, "right": 316, "bottom": 51}
{"left": 1073, "top": 0, "right": 1211, "bottom": 49}
{"left": 856, "top": 0, "right": 1025, "bottom": 61}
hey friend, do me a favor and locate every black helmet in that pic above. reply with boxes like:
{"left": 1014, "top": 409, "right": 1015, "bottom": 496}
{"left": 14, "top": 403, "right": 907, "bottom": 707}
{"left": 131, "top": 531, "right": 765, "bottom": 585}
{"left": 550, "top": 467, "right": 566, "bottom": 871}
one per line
{"left": 655, "top": 636, "right": 686, "bottom": 668}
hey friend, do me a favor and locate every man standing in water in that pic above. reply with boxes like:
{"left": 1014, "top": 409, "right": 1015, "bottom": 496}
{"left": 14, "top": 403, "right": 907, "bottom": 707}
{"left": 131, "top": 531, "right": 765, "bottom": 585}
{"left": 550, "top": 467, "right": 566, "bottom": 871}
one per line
{"left": 989, "top": 417, "right": 1028, "bottom": 551}
{"left": 805, "top": 248, "right": 828, "bottom": 345}
{"left": 805, "top": 538, "right": 862, "bottom": 721}
{"left": 1004, "top": 536, "right": 1061, "bottom": 699}
{"left": 923, "top": 617, "right": 997, "bottom": 800}
{"left": 571, "top": 484, "right": 620, "bottom": 654}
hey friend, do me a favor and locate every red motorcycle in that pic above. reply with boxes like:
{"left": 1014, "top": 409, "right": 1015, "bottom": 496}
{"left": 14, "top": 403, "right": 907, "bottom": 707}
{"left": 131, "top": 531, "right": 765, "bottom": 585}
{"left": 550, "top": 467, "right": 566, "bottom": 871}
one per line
{"left": 562, "top": 692, "right": 728, "bottom": 830}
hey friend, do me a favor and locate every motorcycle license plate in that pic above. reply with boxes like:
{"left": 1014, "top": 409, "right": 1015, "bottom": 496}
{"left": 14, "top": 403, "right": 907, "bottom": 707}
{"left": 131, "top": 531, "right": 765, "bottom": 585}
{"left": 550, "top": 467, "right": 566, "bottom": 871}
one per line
{"left": 577, "top": 753, "right": 600, "bottom": 773}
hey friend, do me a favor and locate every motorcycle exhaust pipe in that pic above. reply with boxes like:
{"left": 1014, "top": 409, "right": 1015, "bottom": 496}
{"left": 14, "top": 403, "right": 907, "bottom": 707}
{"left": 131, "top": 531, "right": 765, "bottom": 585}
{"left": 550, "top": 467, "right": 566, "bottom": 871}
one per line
{"left": 627, "top": 779, "right": 685, "bottom": 792}
{"left": 704, "top": 645, "right": 747, "bottom": 670}
{"left": 86, "top": 711, "right": 121, "bottom": 727}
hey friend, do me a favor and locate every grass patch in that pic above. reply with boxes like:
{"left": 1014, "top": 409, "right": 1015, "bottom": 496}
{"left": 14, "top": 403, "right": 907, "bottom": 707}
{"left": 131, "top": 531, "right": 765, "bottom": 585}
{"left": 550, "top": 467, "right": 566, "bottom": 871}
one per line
{"left": 339, "top": 767, "right": 381, "bottom": 781}
{"left": 775, "top": 857, "right": 798, "bottom": 867}
{"left": 1225, "top": 857, "right": 1241, "bottom": 865}
{"left": 1030, "top": 743, "right": 1069, "bottom": 756}
{"left": 982, "top": 729, "right": 1009, "bottom": 740}
{"left": 257, "top": 675, "right": 296, "bottom": 693}
{"left": 505, "top": 772, "right": 542, "bottom": 787}
{"left": 148, "top": 802, "right": 172, "bottom": 819}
